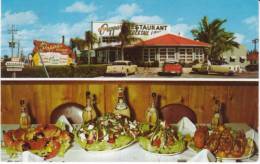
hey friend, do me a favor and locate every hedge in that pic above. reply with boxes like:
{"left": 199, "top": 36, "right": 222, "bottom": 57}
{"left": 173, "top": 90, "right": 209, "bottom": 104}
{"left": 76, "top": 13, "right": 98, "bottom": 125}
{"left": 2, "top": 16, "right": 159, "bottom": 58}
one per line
{"left": 1, "top": 64, "right": 107, "bottom": 78}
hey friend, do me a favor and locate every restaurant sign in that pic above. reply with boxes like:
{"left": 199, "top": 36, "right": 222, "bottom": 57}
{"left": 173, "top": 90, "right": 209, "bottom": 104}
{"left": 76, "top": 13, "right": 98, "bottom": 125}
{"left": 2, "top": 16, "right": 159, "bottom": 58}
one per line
{"left": 92, "top": 22, "right": 171, "bottom": 37}
{"left": 32, "top": 40, "right": 74, "bottom": 66}
{"left": 33, "top": 40, "right": 74, "bottom": 55}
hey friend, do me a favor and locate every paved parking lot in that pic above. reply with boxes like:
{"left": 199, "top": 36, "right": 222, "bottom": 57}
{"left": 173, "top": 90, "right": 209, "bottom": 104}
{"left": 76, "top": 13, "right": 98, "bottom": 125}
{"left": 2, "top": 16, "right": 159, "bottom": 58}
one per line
{"left": 99, "top": 67, "right": 258, "bottom": 79}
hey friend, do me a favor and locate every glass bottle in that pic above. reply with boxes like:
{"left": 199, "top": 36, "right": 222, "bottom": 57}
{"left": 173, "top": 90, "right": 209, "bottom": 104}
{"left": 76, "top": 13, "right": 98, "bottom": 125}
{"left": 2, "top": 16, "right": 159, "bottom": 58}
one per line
{"left": 113, "top": 87, "right": 131, "bottom": 118}
{"left": 211, "top": 100, "right": 220, "bottom": 129}
{"left": 145, "top": 92, "right": 158, "bottom": 126}
{"left": 19, "top": 99, "right": 31, "bottom": 129}
{"left": 82, "top": 91, "right": 97, "bottom": 123}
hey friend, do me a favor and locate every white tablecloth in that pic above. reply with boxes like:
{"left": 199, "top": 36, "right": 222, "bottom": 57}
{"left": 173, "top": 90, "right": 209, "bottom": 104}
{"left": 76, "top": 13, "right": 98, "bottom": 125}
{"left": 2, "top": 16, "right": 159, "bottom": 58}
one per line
{"left": 1, "top": 124, "right": 258, "bottom": 162}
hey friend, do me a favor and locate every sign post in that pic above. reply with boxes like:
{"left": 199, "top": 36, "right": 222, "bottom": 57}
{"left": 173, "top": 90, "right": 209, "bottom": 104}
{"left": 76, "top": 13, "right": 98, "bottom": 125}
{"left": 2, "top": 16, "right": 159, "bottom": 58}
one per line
{"left": 5, "top": 61, "right": 24, "bottom": 78}
{"left": 38, "top": 52, "right": 50, "bottom": 78}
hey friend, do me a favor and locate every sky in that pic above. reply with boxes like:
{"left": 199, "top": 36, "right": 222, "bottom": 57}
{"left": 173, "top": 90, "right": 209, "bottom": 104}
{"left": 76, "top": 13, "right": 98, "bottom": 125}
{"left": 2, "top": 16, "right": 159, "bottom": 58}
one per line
{"left": 1, "top": 0, "right": 259, "bottom": 56}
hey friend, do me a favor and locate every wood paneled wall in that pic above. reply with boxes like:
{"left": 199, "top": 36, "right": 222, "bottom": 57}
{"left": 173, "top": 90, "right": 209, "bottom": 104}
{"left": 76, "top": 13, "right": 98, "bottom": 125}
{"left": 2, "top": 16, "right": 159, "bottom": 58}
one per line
{"left": 1, "top": 81, "right": 258, "bottom": 129}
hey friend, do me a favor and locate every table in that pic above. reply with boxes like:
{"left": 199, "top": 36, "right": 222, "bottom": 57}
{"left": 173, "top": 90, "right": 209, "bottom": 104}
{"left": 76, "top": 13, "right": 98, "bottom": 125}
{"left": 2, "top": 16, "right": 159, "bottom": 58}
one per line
{"left": 1, "top": 123, "right": 258, "bottom": 162}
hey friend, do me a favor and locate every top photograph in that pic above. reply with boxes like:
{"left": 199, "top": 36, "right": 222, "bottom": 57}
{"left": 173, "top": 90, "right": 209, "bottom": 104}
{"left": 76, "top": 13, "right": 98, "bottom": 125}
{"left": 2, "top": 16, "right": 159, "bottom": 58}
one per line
{"left": 1, "top": 0, "right": 259, "bottom": 79}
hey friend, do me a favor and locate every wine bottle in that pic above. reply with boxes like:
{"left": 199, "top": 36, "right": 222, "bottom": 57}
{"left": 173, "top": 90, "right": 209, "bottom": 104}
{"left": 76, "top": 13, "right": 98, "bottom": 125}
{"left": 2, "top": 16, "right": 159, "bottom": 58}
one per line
{"left": 82, "top": 91, "right": 97, "bottom": 123}
{"left": 145, "top": 92, "right": 158, "bottom": 126}
{"left": 211, "top": 100, "right": 220, "bottom": 129}
{"left": 19, "top": 99, "right": 31, "bottom": 129}
{"left": 113, "top": 87, "right": 131, "bottom": 118}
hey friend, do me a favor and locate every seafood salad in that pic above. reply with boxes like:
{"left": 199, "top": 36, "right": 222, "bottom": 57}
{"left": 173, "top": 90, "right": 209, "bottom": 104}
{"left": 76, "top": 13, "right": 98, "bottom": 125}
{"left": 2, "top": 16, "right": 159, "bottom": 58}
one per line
{"left": 2, "top": 124, "right": 72, "bottom": 160}
{"left": 190, "top": 125, "right": 254, "bottom": 158}
{"left": 138, "top": 121, "right": 186, "bottom": 154}
{"left": 75, "top": 113, "right": 140, "bottom": 151}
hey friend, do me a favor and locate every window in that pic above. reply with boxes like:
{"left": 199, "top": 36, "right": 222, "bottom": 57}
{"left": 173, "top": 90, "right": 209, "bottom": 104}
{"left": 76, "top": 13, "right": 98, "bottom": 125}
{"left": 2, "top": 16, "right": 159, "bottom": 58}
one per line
{"left": 240, "top": 57, "right": 245, "bottom": 63}
{"left": 179, "top": 49, "right": 186, "bottom": 60}
{"left": 143, "top": 48, "right": 156, "bottom": 62}
{"left": 168, "top": 48, "right": 176, "bottom": 60}
{"left": 195, "top": 48, "right": 204, "bottom": 62}
{"left": 230, "top": 56, "right": 236, "bottom": 62}
{"left": 150, "top": 48, "right": 156, "bottom": 61}
{"left": 186, "top": 49, "right": 193, "bottom": 62}
{"left": 102, "top": 36, "right": 120, "bottom": 43}
{"left": 159, "top": 48, "right": 167, "bottom": 62}
{"left": 144, "top": 49, "right": 149, "bottom": 62}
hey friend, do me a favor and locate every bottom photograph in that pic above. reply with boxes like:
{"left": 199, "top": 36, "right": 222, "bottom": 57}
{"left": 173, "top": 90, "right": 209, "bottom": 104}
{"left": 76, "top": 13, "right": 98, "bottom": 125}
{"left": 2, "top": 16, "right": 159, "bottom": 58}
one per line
{"left": 1, "top": 80, "right": 258, "bottom": 162}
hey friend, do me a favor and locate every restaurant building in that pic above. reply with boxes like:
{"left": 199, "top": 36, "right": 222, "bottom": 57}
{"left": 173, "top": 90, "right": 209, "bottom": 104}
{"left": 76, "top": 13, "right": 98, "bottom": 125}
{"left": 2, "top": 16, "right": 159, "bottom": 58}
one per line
{"left": 92, "top": 21, "right": 210, "bottom": 65}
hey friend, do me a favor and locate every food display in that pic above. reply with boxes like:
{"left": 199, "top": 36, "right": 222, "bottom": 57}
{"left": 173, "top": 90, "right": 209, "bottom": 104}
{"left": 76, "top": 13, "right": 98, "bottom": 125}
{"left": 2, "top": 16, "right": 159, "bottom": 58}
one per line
{"left": 75, "top": 113, "right": 140, "bottom": 151}
{"left": 138, "top": 121, "right": 186, "bottom": 154}
{"left": 2, "top": 124, "right": 72, "bottom": 160}
{"left": 188, "top": 125, "right": 254, "bottom": 159}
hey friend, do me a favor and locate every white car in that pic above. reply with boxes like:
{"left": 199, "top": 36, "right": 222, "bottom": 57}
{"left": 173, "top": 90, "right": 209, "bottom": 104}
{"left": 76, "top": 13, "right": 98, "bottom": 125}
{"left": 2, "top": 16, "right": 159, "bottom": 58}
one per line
{"left": 192, "top": 62, "right": 236, "bottom": 76}
{"left": 105, "top": 60, "right": 137, "bottom": 76}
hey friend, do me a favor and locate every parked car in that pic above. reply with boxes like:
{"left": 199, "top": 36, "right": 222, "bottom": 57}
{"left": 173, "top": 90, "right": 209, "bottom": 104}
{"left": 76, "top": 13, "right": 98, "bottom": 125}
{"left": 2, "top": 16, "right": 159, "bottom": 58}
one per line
{"left": 105, "top": 60, "right": 137, "bottom": 76}
{"left": 192, "top": 61, "right": 236, "bottom": 76}
{"left": 158, "top": 60, "right": 183, "bottom": 76}
{"left": 245, "top": 64, "right": 258, "bottom": 72}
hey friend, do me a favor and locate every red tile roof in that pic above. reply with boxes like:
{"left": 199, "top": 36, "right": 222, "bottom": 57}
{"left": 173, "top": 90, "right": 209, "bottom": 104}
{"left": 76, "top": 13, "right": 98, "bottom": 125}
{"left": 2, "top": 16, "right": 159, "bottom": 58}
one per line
{"left": 135, "top": 33, "right": 210, "bottom": 47}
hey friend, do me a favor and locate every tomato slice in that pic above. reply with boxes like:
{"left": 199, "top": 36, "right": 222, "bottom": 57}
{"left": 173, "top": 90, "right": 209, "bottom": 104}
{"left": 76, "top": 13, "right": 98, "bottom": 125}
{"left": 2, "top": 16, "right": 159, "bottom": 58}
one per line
{"left": 152, "top": 138, "right": 161, "bottom": 147}
{"left": 108, "top": 135, "right": 115, "bottom": 144}
{"left": 28, "top": 138, "right": 48, "bottom": 150}
{"left": 3, "top": 131, "right": 14, "bottom": 147}
{"left": 44, "top": 140, "right": 61, "bottom": 160}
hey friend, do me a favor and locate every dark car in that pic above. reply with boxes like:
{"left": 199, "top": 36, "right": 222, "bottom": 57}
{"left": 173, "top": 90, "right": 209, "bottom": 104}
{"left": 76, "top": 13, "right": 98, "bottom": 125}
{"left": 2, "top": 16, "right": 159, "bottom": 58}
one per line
{"left": 245, "top": 64, "right": 258, "bottom": 72}
{"left": 158, "top": 60, "right": 183, "bottom": 76}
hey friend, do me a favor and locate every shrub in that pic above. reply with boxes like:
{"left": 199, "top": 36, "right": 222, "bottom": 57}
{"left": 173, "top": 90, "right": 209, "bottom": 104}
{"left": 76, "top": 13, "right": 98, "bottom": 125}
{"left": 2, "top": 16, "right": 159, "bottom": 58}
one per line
{"left": 1, "top": 64, "right": 107, "bottom": 78}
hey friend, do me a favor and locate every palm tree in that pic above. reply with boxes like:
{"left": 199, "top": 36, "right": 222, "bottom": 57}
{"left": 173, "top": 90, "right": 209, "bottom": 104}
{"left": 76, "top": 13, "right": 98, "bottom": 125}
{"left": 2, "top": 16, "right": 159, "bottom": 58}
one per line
{"left": 85, "top": 31, "right": 98, "bottom": 64}
{"left": 70, "top": 38, "right": 88, "bottom": 64}
{"left": 191, "top": 16, "right": 239, "bottom": 61}
{"left": 119, "top": 20, "right": 141, "bottom": 61}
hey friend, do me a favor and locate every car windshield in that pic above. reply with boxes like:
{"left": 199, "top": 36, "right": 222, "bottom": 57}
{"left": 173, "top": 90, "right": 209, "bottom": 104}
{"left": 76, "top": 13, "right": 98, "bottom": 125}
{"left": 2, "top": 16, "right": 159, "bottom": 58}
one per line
{"left": 112, "top": 62, "right": 128, "bottom": 65}
{"left": 165, "top": 62, "right": 178, "bottom": 64}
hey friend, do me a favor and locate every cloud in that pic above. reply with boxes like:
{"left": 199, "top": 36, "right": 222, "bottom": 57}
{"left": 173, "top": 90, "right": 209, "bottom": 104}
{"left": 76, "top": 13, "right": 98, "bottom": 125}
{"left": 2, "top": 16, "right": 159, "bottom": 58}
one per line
{"left": 1, "top": 14, "right": 98, "bottom": 56}
{"left": 171, "top": 24, "right": 195, "bottom": 36}
{"left": 243, "top": 16, "right": 258, "bottom": 26}
{"left": 242, "top": 16, "right": 258, "bottom": 32}
{"left": 107, "top": 3, "right": 142, "bottom": 22}
{"left": 2, "top": 11, "right": 38, "bottom": 25}
{"left": 130, "top": 15, "right": 163, "bottom": 24}
{"left": 117, "top": 3, "right": 142, "bottom": 17}
{"left": 234, "top": 33, "right": 245, "bottom": 43}
{"left": 65, "top": 1, "right": 96, "bottom": 13}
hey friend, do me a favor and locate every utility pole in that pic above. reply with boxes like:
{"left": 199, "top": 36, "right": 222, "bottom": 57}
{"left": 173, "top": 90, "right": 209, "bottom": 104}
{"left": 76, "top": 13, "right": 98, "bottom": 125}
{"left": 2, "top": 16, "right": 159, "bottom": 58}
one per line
{"left": 252, "top": 38, "right": 259, "bottom": 52}
{"left": 17, "top": 40, "right": 20, "bottom": 58}
{"left": 8, "top": 25, "right": 18, "bottom": 58}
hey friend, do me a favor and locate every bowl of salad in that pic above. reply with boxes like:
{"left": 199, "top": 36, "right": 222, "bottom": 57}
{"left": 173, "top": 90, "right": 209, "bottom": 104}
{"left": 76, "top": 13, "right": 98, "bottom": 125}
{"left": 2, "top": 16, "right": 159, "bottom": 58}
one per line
{"left": 74, "top": 113, "right": 140, "bottom": 151}
{"left": 138, "top": 121, "right": 186, "bottom": 155}
{"left": 2, "top": 124, "right": 72, "bottom": 160}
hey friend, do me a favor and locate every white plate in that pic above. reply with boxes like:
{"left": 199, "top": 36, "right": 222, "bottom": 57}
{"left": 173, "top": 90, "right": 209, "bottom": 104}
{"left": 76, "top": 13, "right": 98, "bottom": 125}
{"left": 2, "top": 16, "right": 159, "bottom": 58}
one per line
{"left": 187, "top": 141, "right": 254, "bottom": 160}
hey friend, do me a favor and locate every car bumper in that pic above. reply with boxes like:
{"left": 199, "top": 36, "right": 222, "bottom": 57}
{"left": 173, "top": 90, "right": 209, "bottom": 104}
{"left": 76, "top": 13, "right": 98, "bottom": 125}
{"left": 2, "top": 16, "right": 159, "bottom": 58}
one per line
{"left": 104, "top": 72, "right": 126, "bottom": 76}
{"left": 158, "top": 71, "right": 181, "bottom": 76}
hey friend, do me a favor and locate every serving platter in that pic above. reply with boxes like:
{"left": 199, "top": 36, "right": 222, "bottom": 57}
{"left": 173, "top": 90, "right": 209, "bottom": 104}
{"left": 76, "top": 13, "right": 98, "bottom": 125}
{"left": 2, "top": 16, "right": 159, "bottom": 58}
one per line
{"left": 187, "top": 141, "right": 254, "bottom": 160}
